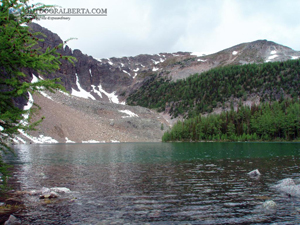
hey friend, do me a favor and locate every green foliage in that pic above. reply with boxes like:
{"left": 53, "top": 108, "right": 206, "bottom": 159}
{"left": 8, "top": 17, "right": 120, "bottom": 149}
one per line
{"left": 162, "top": 99, "right": 300, "bottom": 142}
{"left": 127, "top": 60, "right": 300, "bottom": 119}
{"left": 0, "top": 0, "right": 76, "bottom": 189}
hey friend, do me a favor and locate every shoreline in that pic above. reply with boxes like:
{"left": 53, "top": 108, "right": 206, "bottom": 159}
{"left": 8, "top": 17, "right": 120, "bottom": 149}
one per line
{"left": 0, "top": 172, "right": 25, "bottom": 224}
{"left": 162, "top": 139, "right": 300, "bottom": 143}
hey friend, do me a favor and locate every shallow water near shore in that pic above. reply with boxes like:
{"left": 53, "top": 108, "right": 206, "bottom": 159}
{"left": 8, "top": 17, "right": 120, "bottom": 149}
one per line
{"left": 5, "top": 142, "right": 300, "bottom": 224}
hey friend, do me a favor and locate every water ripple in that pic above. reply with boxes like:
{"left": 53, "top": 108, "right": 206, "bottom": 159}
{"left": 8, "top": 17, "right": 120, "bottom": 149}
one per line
{"left": 5, "top": 143, "right": 300, "bottom": 224}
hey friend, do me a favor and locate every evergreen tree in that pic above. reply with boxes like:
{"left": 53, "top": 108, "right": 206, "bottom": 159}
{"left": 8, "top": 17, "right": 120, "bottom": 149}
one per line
{"left": 128, "top": 57, "right": 300, "bottom": 119}
{"left": 0, "top": 0, "right": 75, "bottom": 188}
{"left": 162, "top": 100, "right": 300, "bottom": 142}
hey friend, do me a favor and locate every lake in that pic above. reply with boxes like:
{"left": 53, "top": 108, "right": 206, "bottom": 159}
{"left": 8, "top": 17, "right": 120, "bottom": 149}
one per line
{"left": 6, "top": 142, "right": 300, "bottom": 224}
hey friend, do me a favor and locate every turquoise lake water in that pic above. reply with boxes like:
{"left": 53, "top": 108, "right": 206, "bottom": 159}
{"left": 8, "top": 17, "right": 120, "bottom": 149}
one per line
{"left": 6, "top": 142, "right": 300, "bottom": 224}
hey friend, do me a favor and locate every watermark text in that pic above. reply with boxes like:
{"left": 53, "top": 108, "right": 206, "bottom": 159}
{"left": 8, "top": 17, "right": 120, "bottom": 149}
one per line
{"left": 37, "top": 7, "right": 107, "bottom": 16}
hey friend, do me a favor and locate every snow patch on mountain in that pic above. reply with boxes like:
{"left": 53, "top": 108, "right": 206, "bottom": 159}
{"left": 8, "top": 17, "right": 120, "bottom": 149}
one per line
{"left": 232, "top": 51, "right": 238, "bottom": 55}
{"left": 92, "top": 83, "right": 122, "bottom": 104}
{"left": 151, "top": 59, "right": 160, "bottom": 65}
{"left": 119, "top": 110, "right": 138, "bottom": 118}
{"left": 65, "top": 137, "right": 75, "bottom": 143}
{"left": 59, "top": 90, "right": 70, "bottom": 96}
{"left": 39, "top": 91, "right": 53, "bottom": 100}
{"left": 17, "top": 80, "right": 61, "bottom": 144}
{"left": 13, "top": 136, "right": 26, "bottom": 144}
{"left": 31, "top": 74, "right": 39, "bottom": 83}
{"left": 107, "top": 58, "right": 113, "bottom": 65}
{"left": 123, "top": 70, "right": 131, "bottom": 76}
{"left": 21, "top": 91, "right": 34, "bottom": 126}
{"left": 18, "top": 129, "right": 58, "bottom": 143}
{"left": 160, "top": 58, "right": 165, "bottom": 63}
{"left": 132, "top": 68, "right": 140, "bottom": 79}
{"left": 99, "top": 86, "right": 120, "bottom": 104}
{"left": 191, "top": 52, "right": 207, "bottom": 57}
{"left": 71, "top": 73, "right": 96, "bottom": 100}
{"left": 23, "top": 92, "right": 34, "bottom": 111}
{"left": 31, "top": 74, "right": 54, "bottom": 101}
{"left": 266, "top": 54, "right": 278, "bottom": 62}
{"left": 82, "top": 140, "right": 105, "bottom": 143}
{"left": 91, "top": 85, "right": 103, "bottom": 98}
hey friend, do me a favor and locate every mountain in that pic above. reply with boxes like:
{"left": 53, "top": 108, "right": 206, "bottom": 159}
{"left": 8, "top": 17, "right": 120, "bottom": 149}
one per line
{"left": 15, "top": 23, "right": 181, "bottom": 143}
{"left": 146, "top": 39, "right": 300, "bottom": 81}
{"left": 12, "top": 23, "right": 300, "bottom": 143}
{"left": 127, "top": 58, "right": 300, "bottom": 120}
{"left": 25, "top": 24, "right": 300, "bottom": 104}
{"left": 25, "top": 23, "right": 190, "bottom": 104}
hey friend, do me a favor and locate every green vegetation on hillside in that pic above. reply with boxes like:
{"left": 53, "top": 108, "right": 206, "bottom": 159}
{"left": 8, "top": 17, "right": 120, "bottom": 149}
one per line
{"left": 127, "top": 60, "right": 300, "bottom": 118}
{"left": 162, "top": 100, "right": 300, "bottom": 142}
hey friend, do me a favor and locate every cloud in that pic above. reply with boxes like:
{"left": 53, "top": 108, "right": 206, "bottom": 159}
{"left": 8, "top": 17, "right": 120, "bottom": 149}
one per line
{"left": 32, "top": 0, "right": 300, "bottom": 58}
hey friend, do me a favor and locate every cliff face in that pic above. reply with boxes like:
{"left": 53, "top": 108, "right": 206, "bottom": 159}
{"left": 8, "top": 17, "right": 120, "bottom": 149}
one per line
{"left": 26, "top": 23, "right": 189, "bottom": 104}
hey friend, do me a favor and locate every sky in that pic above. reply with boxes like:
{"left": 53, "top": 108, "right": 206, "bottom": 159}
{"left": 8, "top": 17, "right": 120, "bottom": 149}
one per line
{"left": 30, "top": 0, "right": 300, "bottom": 59}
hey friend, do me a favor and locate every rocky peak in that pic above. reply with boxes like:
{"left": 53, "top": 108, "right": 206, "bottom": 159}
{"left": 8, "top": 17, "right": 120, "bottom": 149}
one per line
{"left": 152, "top": 39, "right": 300, "bottom": 81}
{"left": 26, "top": 23, "right": 189, "bottom": 104}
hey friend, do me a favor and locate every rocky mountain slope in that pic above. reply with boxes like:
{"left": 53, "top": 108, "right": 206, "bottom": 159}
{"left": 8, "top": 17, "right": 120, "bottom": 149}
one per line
{"left": 27, "top": 23, "right": 300, "bottom": 104}
{"left": 149, "top": 39, "right": 300, "bottom": 81}
{"left": 16, "top": 89, "right": 167, "bottom": 143}
{"left": 26, "top": 23, "right": 190, "bottom": 104}
{"left": 12, "top": 23, "right": 300, "bottom": 143}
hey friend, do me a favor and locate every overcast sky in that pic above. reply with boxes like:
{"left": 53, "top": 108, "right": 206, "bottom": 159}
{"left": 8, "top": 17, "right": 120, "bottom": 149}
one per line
{"left": 31, "top": 0, "right": 300, "bottom": 59}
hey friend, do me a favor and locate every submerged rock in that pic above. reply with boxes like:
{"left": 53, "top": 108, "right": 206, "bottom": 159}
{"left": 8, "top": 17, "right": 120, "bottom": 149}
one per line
{"left": 27, "top": 187, "right": 71, "bottom": 199}
{"left": 39, "top": 187, "right": 60, "bottom": 199}
{"left": 50, "top": 187, "right": 71, "bottom": 193}
{"left": 276, "top": 185, "right": 300, "bottom": 197}
{"left": 260, "top": 200, "right": 277, "bottom": 215}
{"left": 273, "top": 178, "right": 295, "bottom": 188}
{"left": 39, "top": 192, "right": 58, "bottom": 199}
{"left": 272, "top": 178, "right": 300, "bottom": 197}
{"left": 29, "top": 187, "right": 71, "bottom": 196}
{"left": 248, "top": 169, "right": 261, "bottom": 177}
{"left": 41, "top": 187, "right": 51, "bottom": 195}
{"left": 4, "top": 215, "right": 21, "bottom": 225}
{"left": 28, "top": 190, "right": 40, "bottom": 196}
{"left": 262, "top": 200, "right": 277, "bottom": 210}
